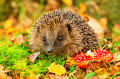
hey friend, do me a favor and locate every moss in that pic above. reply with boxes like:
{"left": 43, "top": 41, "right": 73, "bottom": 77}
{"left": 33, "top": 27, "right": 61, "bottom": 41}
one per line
{"left": 0, "top": 40, "right": 65, "bottom": 77}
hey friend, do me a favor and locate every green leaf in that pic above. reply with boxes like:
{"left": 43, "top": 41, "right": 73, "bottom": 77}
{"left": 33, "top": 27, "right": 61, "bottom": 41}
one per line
{"left": 68, "top": 65, "right": 76, "bottom": 73}
{"left": 85, "top": 72, "right": 95, "bottom": 79}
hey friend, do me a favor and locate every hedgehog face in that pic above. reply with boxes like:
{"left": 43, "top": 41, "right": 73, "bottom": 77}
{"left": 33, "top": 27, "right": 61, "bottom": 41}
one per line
{"left": 30, "top": 23, "right": 72, "bottom": 56}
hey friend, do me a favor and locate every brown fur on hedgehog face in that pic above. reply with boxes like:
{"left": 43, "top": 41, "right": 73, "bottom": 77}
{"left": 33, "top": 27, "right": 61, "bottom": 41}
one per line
{"left": 30, "top": 9, "right": 99, "bottom": 56}
{"left": 30, "top": 22, "right": 83, "bottom": 56}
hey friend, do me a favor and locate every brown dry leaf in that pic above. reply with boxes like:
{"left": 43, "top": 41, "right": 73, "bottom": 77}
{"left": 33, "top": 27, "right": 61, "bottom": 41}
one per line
{"left": 87, "top": 15, "right": 104, "bottom": 39}
{"left": 28, "top": 49, "right": 35, "bottom": 52}
{"left": 86, "top": 61, "right": 110, "bottom": 71}
{"left": 28, "top": 52, "right": 41, "bottom": 63}
{"left": 44, "top": 0, "right": 60, "bottom": 11}
{"left": 109, "top": 66, "right": 120, "bottom": 76}
{"left": 71, "top": 69, "right": 85, "bottom": 79}
{"left": 62, "top": 0, "right": 72, "bottom": 6}
{"left": 0, "top": 65, "right": 12, "bottom": 79}
{"left": 115, "top": 62, "right": 120, "bottom": 67}
{"left": 89, "top": 76, "right": 99, "bottom": 79}
{"left": 13, "top": 34, "right": 27, "bottom": 45}
{"left": 113, "top": 24, "right": 120, "bottom": 32}
{"left": 45, "top": 73, "right": 68, "bottom": 79}
{"left": 114, "top": 76, "right": 120, "bottom": 79}
{"left": 112, "top": 52, "right": 120, "bottom": 61}
{"left": 48, "top": 62, "right": 66, "bottom": 75}
{"left": 99, "top": 17, "right": 107, "bottom": 30}
{"left": 8, "top": 34, "right": 16, "bottom": 42}
{"left": 112, "top": 24, "right": 120, "bottom": 41}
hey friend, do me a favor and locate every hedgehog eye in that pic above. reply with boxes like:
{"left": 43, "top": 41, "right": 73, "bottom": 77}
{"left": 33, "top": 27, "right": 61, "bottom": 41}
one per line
{"left": 66, "top": 24, "right": 71, "bottom": 33}
{"left": 57, "top": 36, "right": 63, "bottom": 42}
{"left": 43, "top": 36, "right": 46, "bottom": 42}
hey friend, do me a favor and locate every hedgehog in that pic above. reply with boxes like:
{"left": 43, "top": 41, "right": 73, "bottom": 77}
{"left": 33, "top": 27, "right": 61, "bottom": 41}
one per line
{"left": 30, "top": 9, "right": 99, "bottom": 56}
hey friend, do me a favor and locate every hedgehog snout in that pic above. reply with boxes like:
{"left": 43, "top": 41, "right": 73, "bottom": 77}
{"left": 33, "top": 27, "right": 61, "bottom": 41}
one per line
{"left": 47, "top": 48, "right": 52, "bottom": 53}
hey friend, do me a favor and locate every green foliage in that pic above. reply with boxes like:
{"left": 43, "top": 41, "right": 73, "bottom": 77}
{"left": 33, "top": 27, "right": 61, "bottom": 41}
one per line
{"left": 110, "top": 72, "right": 120, "bottom": 78}
{"left": 0, "top": 40, "right": 66, "bottom": 77}
{"left": 68, "top": 65, "right": 77, "bottom": 74}
{"left": 85, "top": 72, "right": 95, "bottom": 79}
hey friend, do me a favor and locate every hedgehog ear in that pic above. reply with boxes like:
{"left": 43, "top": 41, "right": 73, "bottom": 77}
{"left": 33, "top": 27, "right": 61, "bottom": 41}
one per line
{"left": 66, "top": 24, "right": 72, "bottom": 33}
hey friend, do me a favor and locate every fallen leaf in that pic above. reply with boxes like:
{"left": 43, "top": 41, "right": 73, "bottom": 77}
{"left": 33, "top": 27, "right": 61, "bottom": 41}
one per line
{"left": 99, "top": 17, "right": 107, "bottom": 30}
{"left": 28, "top": 49, "right": 35, "bottom": 52}
{"left": 62, "top": 0, "right": 72, "bottom": 6}
{"left": 79, "top": 3, "right": 86, "bottom": 13}
{"left": 0, "top": 29, "right": 6, "bottom": 36}
{"left": 89, "top": 76, "right": 99, "bottom": 79}
{"left": 95, "top": 68, "right": 109, "bottom": 79}
{"left": 112, "top": 52, "right": 120, "bottom": 61}
{"left": 112, "top": 24, "right": 120, "bottom": 41}
{"left": 28, "top": 52, "right": 41, "bottom": 63}
{"left": 72, "top": 69, "right": 85, "bottom": 79}
{"left": 115, "top": 62, "right": 120, "bottom": 67}
{"left": 8, "top": 34, "right": 16, "bottom": 41}
{"left": 0, "top": 65, "right": 12, "bottom": 79}
{"left": 48, "top": 62, "right": 66, "bottom": 75}
{"left": 45, "top": 73, "right": 68, "bottom": 79}
{"left": 6, "top": 27, "right": 17, "bottom": 35}
{"left": 44, "top": 0, "right": 60, "bottom": 11}
{"left": 114, "top": 76, "right": 120, "bottom": 79}
{"left": 76, "top": 10, "right": 89, "bottom": 22}
{"left": 26, "top": 72, "right": 40, "bottom": 79}
{"left": 109, "top": 66, "right": 120, "bottom": 76}
{"left": 13, "top": 34, "right": 28, "bottom": 45}
{"left": 3, "top": 15, "right": 17, "bottom": 29}
{"left": 113, "top": 24, "right": 120, "bottom": 32}
{"left": 87, "top": 15, "right": 104, "bottom": 39}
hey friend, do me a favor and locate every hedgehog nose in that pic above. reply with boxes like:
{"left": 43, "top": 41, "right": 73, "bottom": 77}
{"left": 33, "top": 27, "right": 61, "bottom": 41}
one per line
{"left": 47, "top": 48, "right": 52, "bottom": 53}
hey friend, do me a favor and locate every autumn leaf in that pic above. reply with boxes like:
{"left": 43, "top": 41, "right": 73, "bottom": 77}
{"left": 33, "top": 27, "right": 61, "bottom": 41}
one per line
{"left": 114, "top": 76, "right": 120, "bottom": 79}
{"left": 3, "top": 16, "right": 17, "bottom": 29}
{"left": 94, "top": 68, "right": 109, "bottom": 79}
{"left": 48, "top": 62, "right": 66, "bottom": 75}
{"left": 79, "top": 3, "right": 86, "bottom": 13}
{"left": 109, "top": 66, "right": 120, "bottom": 76}
{"left": 99, "top": 17, "right": 108, "bottom": 30}
{"left": 0, "top": 65, "right": 12, "bottom": 79}
{"left": 62, "top": 0, "right": 72, "bottom": 6}
{"left": 28, "top": 52, "right": 41, "bottom": 63}
{"left": 87, "top": 15, "right": 104, "bottom": 39}
{"left": 112, "top": 52, "right": 120, "bottom": 61}
{"left": 45, "top": 73, "right": 68, "bottom": 79}
{"left": 112, "top": 24, "right": 120, "bottom": 41}
{"left": 26, "top": 72, "right": 40, "bottom": 79}
{"left": 13, "top": 34, "right": 28, "bottom": 45}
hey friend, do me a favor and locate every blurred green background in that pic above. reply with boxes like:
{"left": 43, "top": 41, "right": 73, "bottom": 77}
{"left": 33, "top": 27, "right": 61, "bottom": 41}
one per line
{"left": 0, "top": 0, "right": 120, "bottom": 24}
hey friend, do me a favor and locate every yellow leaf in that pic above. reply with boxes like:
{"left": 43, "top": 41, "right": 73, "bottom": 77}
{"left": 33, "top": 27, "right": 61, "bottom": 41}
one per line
{"left": 26, "top": 72, "right": 40, "bottom": 79}
{"left": 79, "top": 3, "right": 86, "bottom": 13}
{"left": 62, "top": 0, "right": 72, "bottom": 6}
{"left": 48, "top": 62, "right": 66, "bottom": 75}
{"left": 6, "top": 27, "right": 16, "bottom": 35}
{"left": 4, "top": 19, "right": 13, "bottom": 29}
